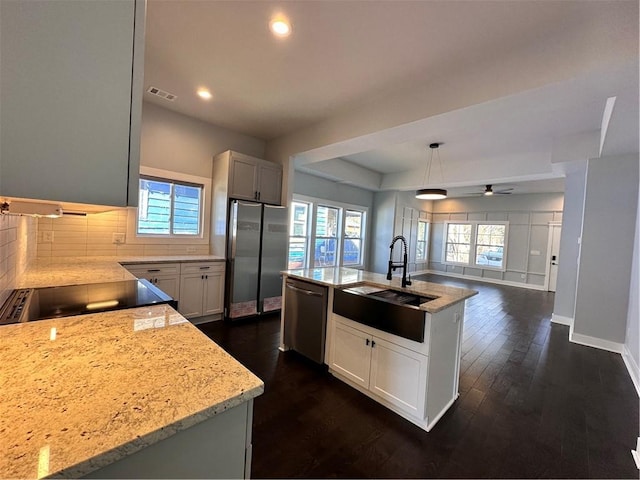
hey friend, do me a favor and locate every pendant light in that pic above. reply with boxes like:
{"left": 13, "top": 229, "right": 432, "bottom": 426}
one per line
{"left": 415, "top": 143, "right": 447, "bottom": 200}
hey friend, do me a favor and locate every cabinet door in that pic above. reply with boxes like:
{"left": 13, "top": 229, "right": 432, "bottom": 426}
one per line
{"left": 257, "top": 163, "right": 282, "bottom": 205}
{"left": 229, "top": 155, "right": 258, "bottom": 201}
{"left": 154, "top": 275, "right": 180, "bottom": 302}
{"left": 202, "top": 271, "right": 224, "bottom": 317}
{"left": 330, "top": 322, "right": 371, "bottom": 389}
{"left": 0, "top": 0, "right": 141, "bottom": 207}
{"left": 178, "top": 274, "right": 205, "bottom": 318}
{"left": 369, "top": 336, "right": 427, "bottom": 419}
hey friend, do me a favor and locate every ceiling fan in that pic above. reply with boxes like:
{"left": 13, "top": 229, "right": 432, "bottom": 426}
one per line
{"left": 467, "top": 184, "right": 514, "bottom": 196}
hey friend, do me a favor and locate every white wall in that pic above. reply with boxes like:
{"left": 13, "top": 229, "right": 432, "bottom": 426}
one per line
{"left": 573, "top": 154, "right": 639, "bottom": 347}
{"left": 0, "top": 215, "right": 37, "bottom": 305}
{"left": 553, "top": 163, "right": 587, "bottom": 322}
{"left": 141, "top": 102, "right": 265, "bottom": 178}
{"left": 428, "top": 193, "right": 564, "bottom": 289}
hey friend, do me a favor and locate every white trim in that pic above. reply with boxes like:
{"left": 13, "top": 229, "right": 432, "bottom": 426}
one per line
{"left": 569, "top": 330, "right": 624, "bottom": 354}
{"left": 551, "top": 314, "right": 573, "bottom": 326}
{"left": 425, "top": 394, "right": 459, "bottom": 432}
{"left": 423, "top": 269, "right": 547, "bottom": 291}
{"left": 622, "top": 345, "right": 640, "bottom": 397}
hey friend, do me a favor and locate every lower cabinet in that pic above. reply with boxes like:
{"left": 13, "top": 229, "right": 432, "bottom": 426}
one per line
{"left": 329, "top": 302, "right": 463, "bottom": 432}
{"left": 123, "top": 263, "right": 181, "bottom": 302}
{"left": 123, "top": 261, "right": 225, "bottom": 321}
{"left": 178, "top": 262, "right": 224, "bottom": 320}
{"left": 330, "top": 320, "right": 427, "bottom": 419}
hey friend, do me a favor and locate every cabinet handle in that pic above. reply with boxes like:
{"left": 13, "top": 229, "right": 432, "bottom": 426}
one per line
{"left": 205, "top": 275, "right": 208, "bottom": 280}
{"left": 366, "top": 339, "right": 370, "bottom": 346}
{"left": 371, "top": 340, "right": 376, "bottom": 348}
{"left": 199, "top": 266, "right": 210, "bottom": 270}
{"left": 254, "top": 191, "right": 258, "bottom": 200}
{"left": 258, "top": 191, "right": 261, "bottom": 200}
{"left": 147, "top": 269, "right": 161, "bottom": 272}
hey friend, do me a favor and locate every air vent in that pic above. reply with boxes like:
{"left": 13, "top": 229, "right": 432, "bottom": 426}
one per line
{"left": 147, "top": 86, "right": 177, "bottom": 102}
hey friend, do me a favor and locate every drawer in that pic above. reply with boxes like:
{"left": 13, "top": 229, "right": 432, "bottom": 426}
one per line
{"left": 124, "top": 263, "right": 181, "bottom": 277}
{"left": 181, "top": 262, "right": 225, "bottom": 275}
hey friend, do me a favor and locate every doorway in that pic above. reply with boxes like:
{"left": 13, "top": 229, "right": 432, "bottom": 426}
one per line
{"left": 546, "top": 223, "right": 562, "bottom": 292}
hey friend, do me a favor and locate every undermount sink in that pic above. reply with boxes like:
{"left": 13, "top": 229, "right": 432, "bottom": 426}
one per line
{"left": 367, "top": 289, "right": 437, "bottom": 307}
{"left": 333, "top": 286, "right": 439, "bottom": 342}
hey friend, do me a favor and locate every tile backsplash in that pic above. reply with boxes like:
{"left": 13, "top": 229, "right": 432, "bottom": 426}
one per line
{"left": 36, "top": 208, "right": 209, "bottom": 263}
{"left": 0, "top": 215, "right": 37, "bottom": 306}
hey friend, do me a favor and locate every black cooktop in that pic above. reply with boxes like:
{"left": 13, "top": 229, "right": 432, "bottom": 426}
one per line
{"left": 0, "top": 279, "right": 176, "bottom": 325}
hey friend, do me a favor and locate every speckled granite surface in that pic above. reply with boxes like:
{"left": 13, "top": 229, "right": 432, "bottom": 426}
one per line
{"left": 18, "top": 255, "right": 225, "bottom": 288}
{"left": 0, "top": 305, "right": 263, "bottom": 479}
{"left": 283, "top": 268, "right": 477, "bottom": 313}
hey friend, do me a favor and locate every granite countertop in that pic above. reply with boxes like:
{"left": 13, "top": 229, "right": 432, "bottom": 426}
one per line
{"left": 283, "top": 267, "right": 477, "bottom": 313}
{"left": 19, "top": 255, "right": 225, "bottom": 289}
{"left": 0, "top": 304, "right": 264, "bottom": 479}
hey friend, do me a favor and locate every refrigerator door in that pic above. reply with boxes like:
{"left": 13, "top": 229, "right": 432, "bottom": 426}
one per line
{"left": 228, "top": 201, "right": 262, "bottom": 319}
{"left": 259, "top": 205, "right": 288, "bottom": 313}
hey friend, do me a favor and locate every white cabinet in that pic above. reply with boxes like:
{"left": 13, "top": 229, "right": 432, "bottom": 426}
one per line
{"left": 329, "top": 301, "right": 464, "bottom": 432}
{"left": 179, "top": 262, "right": 225, "bottom": 320}
{"left": 0, "top": 0, "right": 145, "bottom": 207}
{"left": 330, "top": 318, "right": 427, "bottom": 419}
{"left": 124, "top": 263, "right": 181, "bottom": 302}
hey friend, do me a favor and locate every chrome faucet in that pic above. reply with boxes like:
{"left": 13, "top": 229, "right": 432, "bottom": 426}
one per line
{"left": 387, "top": 235, "right": 412, "bottom": 288}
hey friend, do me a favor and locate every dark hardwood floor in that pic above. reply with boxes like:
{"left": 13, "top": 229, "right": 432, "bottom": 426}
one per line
{"left": 198, "top": 274, "right": 639, "bottom": 478}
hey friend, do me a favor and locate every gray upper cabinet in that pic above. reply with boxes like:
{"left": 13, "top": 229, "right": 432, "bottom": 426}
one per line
{"left": 224, "top": 151, "right": 283, "bottom": 205}
{"left": 0, "top": 0, "right": 145, "bottom": 207}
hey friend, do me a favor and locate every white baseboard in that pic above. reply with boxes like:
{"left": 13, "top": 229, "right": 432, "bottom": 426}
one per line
{"left": 622, "top": 345, "right": 640, "bottom": 397}
{"left": 569, "top": 330, "right": 624, "bottom": 354}
{"left": 422, "top": 269, "right": 547, "bottom": 291}
{"left": 551, "top": 314, "right": 573, "bottom": 326}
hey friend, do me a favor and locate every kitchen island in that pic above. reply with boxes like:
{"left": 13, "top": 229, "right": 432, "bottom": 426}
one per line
{"left": 1, "top": 256, "right": 262, "bottom": 479}
{"left": 281, "top": 268, "right": 477, "bottom": 432}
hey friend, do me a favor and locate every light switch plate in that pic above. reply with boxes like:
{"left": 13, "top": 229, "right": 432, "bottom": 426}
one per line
{"left": 41, "top": 231, "right": 54, "bottom": 243}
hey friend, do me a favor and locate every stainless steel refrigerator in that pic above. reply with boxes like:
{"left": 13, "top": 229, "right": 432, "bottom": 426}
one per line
{"left": 226, "top": 200, "right": 288, "bottom": 320}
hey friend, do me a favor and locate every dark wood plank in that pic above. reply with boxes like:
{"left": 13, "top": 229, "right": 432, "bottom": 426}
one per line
{"left": 198, "top": 273, "right": 639, "bottom": 478}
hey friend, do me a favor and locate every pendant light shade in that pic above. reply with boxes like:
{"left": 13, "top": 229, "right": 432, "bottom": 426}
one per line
{"left": 415, "top": 188, "right": 447, "bottom": 200}
{"left": 415, "top": 143, "right": 447, "bottom": 200}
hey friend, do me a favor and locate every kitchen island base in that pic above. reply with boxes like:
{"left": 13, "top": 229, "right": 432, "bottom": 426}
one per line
{"left": 328, "top": 303, "right": 464, "bottom": 432}
{"left": 84, "top": 399, "right": 254, "bottom": 479}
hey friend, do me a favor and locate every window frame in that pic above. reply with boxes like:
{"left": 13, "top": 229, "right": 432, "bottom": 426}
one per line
{"left": 137, "top": 174, "right": 204, "bottom": 237}
{"left": 442, "top": 221, "right": 508, "bottom": 271}
{"left": 415, "top": 219, "right": 429, "bottom": 262}
{"left": 287, "top": 195, "right": 368, "bottom": 270}
{"left": 126, "top": 167, "right": 211, "bottom": 246}
{"left": 287, "top": 200, "right": 312, "bottom": 269}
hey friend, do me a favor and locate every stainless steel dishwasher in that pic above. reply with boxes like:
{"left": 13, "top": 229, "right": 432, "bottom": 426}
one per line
{"left": 284, "top": 278, "right": 328, "bottom": 363}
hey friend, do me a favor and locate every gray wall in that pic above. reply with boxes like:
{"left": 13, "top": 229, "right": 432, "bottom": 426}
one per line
{"left": 553, "top": 164, "right": 587, "bottom": 320}
{"left": 625, "top": 185, "right": 639, "bottom": 371}
{"left": 370, "top": 191, "right": 399, "bottom": 274}
{"left": 429, "top": 194, "right": 564, "bottom": 288}
{"left": 574, "top": 154, "right": 639, "bottom": 344}
{"left": 293, "top": 171, "right": 375, "bottom": 270}
{"left": 293, "top": 172, "right": 374, "bottom": 208}
{"left": 141, "top": 102, "right": 266, "bottom": 178}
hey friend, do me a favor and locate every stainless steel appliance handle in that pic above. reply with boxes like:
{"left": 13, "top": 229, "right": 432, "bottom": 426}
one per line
{"left": 286, "top": 283, "right": 324, "bottom": 297}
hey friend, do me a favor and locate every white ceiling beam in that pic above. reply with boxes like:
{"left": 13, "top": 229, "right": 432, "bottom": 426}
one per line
{"left": 296, "top": 158, "right": 382, "bottom": 191}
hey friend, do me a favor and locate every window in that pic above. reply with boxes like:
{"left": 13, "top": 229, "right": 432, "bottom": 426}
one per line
{"left": 343, "top": 209, "right": 364, "bottom": 266}
{"left": 416, "top": 220, "right": 429, "bottom": 261}
{"left": 287, "top": 196, "right": 367, "bottom": 269}
{"left": 314, "top": 205, "right": 339, "bottom": 267}
{"left": 288, "top": 201, "right": 310, "bottom": 268}
{"left": 137, "top": 176, "right": 203, "bottom": 236}
{"left": 444, "top": 222, "right": 507, "bottom": 269}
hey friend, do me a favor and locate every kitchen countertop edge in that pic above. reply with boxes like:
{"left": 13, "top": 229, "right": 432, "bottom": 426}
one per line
{"left": 282, "top": 268, "right": 478, "bottom": 313}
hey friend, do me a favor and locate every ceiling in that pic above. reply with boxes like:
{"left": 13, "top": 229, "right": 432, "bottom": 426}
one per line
{"left": 144, "top": 1, "right": 639, "bottom": 197}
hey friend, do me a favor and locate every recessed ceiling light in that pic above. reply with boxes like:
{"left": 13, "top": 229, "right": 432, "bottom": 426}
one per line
{"left": 197, "top": 88, "right": 212, "bottom": 100}
{"left": 270, "top": 17, "right": 291, "bottom": 37}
